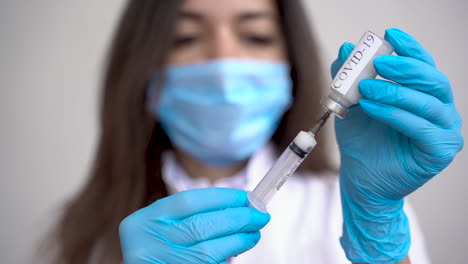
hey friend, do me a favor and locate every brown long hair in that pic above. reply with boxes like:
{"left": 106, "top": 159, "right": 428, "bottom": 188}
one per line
{"left": 48, "top": 0, "right": 333, "bottom": 263}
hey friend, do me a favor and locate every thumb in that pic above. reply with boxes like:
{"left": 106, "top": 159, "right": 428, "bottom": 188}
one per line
{"left": 331, "top": 42, "right": 355, "bottom": 78}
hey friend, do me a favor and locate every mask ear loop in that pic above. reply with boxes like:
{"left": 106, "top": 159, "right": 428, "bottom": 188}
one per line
{"left": 146, "top": 70, "right": 165, "bottom": 114}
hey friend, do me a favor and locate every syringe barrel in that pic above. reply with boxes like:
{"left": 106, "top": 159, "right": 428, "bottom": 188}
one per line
{"left": 248, "top": 131, "right": 317, "bottom": 213}
{"left": 321, "top": 30, "right": 394, "bottom": 118}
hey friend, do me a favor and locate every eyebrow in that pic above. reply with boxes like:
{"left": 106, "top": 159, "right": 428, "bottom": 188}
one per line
{"left": 237, "top": 11, "right": 274, "bottom": 21}
{"left": 179, "top": 11, "right": 203, "bottom": 21}
{"left": 178, "top": 10, "right": 274, "bottom": 22}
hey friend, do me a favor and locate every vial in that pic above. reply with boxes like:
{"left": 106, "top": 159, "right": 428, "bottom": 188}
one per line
{"left": 321, "top": 31, "right": 394, "bottom": 118}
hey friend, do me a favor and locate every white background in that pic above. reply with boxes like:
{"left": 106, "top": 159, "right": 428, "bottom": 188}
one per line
{"left": 1, "top": 0, "right": 467, "bottom": 263}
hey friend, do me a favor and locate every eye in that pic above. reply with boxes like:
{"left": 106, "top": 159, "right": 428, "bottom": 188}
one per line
{"left": 243, "top": 34, "right": 275, "bottom": 46}
{"left": 173, "top": 35, "right": 200, "bottom": 48}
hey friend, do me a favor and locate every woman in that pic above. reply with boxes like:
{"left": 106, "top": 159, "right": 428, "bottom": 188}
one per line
{"left": 48, "top": 0, "right": 463, "bottom": 263}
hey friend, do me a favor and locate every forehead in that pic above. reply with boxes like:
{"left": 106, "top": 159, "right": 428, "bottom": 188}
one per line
{"left": 180, "top": 0, "right": 278, "bottom": 21}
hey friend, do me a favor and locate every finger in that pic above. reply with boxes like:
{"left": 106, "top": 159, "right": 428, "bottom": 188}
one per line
{"left": 374, "top": 55, "right": 453, "bottom": 103}
{"left": 358, "top": 99, "right": 436, "bottom": 147}
{"left": 331, "top": 42, "right": 355, "bottom": 78}
{"left": 150, "top": 188, "right": 248, "bottom": 219}
{"left": 359, "top": 79, "right": 458, "bottom": 128}
{"left": 385, "top": 28, "right": 436, "bottom": 67}
{"left": 190, "top": 232, "right": 261, "bottom": 262}
{"left": 160, "top": 207, "right": 270, "bottom": 245}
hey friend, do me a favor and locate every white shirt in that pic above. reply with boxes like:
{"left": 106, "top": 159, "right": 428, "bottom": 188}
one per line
{"left": 162, "top": 144, "right": 431, "bottom": 264}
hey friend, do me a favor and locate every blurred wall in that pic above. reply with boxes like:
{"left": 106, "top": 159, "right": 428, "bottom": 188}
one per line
{"left": 0, "top": 1, "right": 466, "bottom": 263}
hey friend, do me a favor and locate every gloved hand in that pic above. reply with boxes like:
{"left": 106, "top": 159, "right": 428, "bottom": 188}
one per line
{"left": 332, "top": 28, "right": 464, "bottom": 263}
{"left": 119, "top": 187, "right": 270, "bottom": 264}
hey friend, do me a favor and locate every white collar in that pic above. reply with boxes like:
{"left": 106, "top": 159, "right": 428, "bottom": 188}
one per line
{"left": 161, "top": 143, "right": 277, "bottom": 194}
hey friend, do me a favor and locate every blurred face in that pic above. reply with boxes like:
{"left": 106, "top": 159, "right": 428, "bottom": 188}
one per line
{"left": 167, "top": 0, "right": 287, "bottom": 65}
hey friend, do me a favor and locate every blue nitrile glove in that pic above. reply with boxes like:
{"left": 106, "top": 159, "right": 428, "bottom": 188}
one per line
{"left": 119, "top": 187, "right": 270, "bottom": 264}
{"left": 332, "top": 28, "right": 464, "bottom": 263}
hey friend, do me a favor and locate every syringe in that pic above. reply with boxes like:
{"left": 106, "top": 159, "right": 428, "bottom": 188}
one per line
{"left": 247, "top": 30, "right": 394, "bottom": 213}
{"left": 247, "top": 112, "right": 330, "bottom": 213}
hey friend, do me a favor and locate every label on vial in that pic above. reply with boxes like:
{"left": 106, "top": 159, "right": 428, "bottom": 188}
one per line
{"left": 331, "top": 31, "right": 384, "bottom": 95}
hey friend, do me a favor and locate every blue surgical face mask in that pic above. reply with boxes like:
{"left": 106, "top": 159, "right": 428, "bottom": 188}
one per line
{"left": 147, "top": 59, "right": 293, "bottom": 167}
